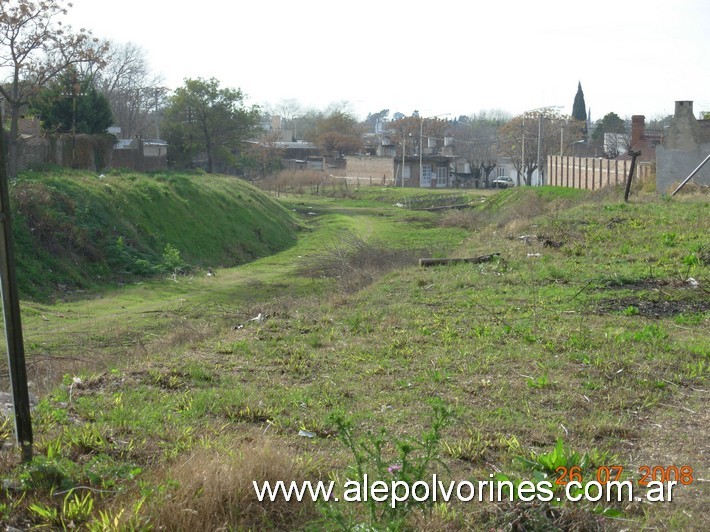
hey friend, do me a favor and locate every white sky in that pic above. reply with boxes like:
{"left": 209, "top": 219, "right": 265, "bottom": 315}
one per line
{"left": 67, "top": 0, "right": 710, "bottom": 122}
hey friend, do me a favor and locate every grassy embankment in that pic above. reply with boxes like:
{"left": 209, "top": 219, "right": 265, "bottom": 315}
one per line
{"left": 0, "top": 177, "right": 708, "bottom": 530}
{"left": 11, "top": 168, "right": 300, "bottom": 300}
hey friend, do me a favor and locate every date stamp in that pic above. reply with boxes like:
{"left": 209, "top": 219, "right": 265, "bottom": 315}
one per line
{"left": 551, "top": 465, "right": 695, "bottom": 502}
{"left": 554, "top": 465, "right": 695, "bottom": 487}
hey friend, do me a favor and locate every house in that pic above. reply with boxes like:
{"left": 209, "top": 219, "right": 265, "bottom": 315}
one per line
{"left": 656, "top": 101, "right": 710, "bottom": 192}
{"left": 343, "top": 153, "right": 459, "bottom": 188}
{"left": 616, "top": 115, "right": 663, "bottom": 163}
{"left": 347, "top": 126, "right": 480, "bottom": 188}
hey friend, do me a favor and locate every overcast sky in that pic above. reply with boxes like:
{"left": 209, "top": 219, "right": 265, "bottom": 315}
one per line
{"left": 67, "top": 0, "right": 710, "bottom": 122}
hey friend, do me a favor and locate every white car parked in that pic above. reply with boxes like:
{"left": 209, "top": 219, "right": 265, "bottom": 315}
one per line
{"left": 492, "top": 176, "right": 515, "bottom": 188}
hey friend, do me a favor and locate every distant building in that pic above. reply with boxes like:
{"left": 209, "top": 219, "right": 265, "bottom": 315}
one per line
{"left": 112, "top": 137, "right": 168, "bottom": 171}
{"left": 617, "top": 115, "right": 663, "bottom": 163}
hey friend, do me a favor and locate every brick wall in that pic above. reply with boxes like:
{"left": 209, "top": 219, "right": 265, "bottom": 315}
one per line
{"left": 344, "top": 156, "right": 395, "bottom": 184}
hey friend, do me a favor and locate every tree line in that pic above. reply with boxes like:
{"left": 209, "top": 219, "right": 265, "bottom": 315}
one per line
{"left": 1, "top": 1, "right": 672, "bottom": 180}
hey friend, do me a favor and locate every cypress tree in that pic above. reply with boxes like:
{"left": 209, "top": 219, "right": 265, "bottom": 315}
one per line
{"left": 572, "top": 82, "right": 587, "bottom": 122}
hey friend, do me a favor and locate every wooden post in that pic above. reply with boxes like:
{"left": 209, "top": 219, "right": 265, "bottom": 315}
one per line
{"left": 419, "top": 254, "right": 500, "bottom": 267}
{"left": 572, "top": 156, "right": 576, "bottom": 188}
{"left": 624, "top": 150, "right": 642, "bottom": 202}
{"left": 0, "top": 125, "right": 33, "bottom": 462}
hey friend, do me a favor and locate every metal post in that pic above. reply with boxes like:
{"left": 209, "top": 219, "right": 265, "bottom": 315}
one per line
{"left": 0, "top": 124, "right": 33, "bottom": 462}
{"left": 671, "top": 153, "right": 710, "bottom": 196}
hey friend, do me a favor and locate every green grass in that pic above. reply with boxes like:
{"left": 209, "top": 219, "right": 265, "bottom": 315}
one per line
{"left": 11, "top": 168, "right": 300, "bottom": 300}
{"left": 0, "top": 183, "right": 708, "bottom": 530}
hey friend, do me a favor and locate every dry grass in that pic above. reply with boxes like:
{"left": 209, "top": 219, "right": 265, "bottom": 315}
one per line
{"left": 147, "top": 438, "right": 318, "bottom": 530}
{"left": 298, "top": 231, "right": 426, "bottom": 293}
{"left": 256, "top": 169, "right": 352, "bottom": 197}
{"left": 437, "top": 208, "right": 489, "bottom": 230}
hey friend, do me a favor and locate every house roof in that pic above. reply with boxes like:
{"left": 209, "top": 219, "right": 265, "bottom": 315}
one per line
{"left": 618, "top": 134, "right": 662, "bottom": 162}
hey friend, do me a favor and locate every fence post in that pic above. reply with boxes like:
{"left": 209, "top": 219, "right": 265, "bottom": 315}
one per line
{"left": 573, "top": 156, "right": 577, "bottom": 188}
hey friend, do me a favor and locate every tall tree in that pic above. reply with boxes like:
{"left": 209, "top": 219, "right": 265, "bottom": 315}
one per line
{"left": 572, "top": 82, "right": 587, "bottom": 122}
{"left": 364, "top": 109, "right": 389, "bottom": 134}
{"left": 88, "top": 41, "right": 163, "bottom": 138}
{"left": 0, "top": 0, "right": 107, "bottom": 176}
{"left": 29, "top": 67, "right": 112, "bottom": 134}
{"left": 162, "top": 77, "right": 261, "bottom": 173}
{"left": 308, "top": 105, "right": 364, "bottom": 156}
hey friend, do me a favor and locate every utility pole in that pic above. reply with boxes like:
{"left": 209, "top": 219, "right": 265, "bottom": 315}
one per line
{"left": 155, "top": 88, "right": 160, "bottom": 140}
{"left": 537, "top": 112, "right": 543, "bottom": 186}
{"left": 401, "top": 133, "right": 406, "bottom": 187}
{"left": 71, "top": 73, "right": 80, "bottom": 168}
{"left": 0, "top": 121, "right": 33, "bottom": 462}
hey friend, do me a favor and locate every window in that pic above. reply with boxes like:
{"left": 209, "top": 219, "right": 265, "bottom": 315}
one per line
{"left": 421, "top": 165, "right": 432, "bottom": 187}
{"left": 497, "top": 167, "right": 506, "bottom": 177}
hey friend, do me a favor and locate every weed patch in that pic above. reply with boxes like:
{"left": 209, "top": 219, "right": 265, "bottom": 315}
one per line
{"left": 298, "top": 231, "right": 427, "bottom": 293}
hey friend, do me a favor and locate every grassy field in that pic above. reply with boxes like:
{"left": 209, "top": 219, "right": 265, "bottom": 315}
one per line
{"left": 0, "top": 182, "right": 708, "bottom": 530}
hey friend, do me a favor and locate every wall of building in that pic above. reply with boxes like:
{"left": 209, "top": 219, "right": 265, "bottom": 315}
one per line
{"left": 656, "top": 144, "right": 710, "bottom": 193}
{"left": 344, "top": 156, "right": 395, "bottom": 184}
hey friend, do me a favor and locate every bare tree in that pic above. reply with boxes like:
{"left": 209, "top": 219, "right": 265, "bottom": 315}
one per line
{"left": 452, "top": 114, "right": 504, "bottom": 187}
{"left": 269, "top": 99, "right": 302, "bottom": 140}
{"left": 0, "top": 0, "right": 107, "bottom": 176}
{"left": 269, "top": 98, "right": 301, "bottom": 123}
{"left": 498, "top": 111, "right": 582, "bottom": 186}
{"left": 603, "top": 132, "right": 631, "bottom": 159}
{"left": 244, "top": 129, "right": 285, "bottom": 180}
{"left": 84, "top": 41, "right": 164, "bottom": 138}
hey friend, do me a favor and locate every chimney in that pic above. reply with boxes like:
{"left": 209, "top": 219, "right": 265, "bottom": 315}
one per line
{"left": 675, "top": 100, "right": 694, "bottom": 116}
{"left": 663, "top": 101, "right": 701, "bottom": 150}
{"left": 631, "top": 115, "right": 645, "bottom": 147}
